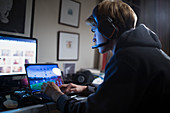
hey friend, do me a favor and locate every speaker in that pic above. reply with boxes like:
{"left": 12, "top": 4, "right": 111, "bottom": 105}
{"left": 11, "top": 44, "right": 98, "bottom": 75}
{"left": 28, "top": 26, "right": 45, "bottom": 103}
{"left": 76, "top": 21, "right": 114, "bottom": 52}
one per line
{"left": 72, "top": 70, "right": 94, "bottom": 85}
{"left": 97, "top": 16, "right": 118, "bottom": 40}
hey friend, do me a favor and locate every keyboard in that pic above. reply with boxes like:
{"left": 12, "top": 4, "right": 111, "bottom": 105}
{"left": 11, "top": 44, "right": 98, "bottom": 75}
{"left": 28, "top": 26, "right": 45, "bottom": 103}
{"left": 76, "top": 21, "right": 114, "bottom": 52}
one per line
{"left": 33, "top": 93, "right": 53, "bottom": 101}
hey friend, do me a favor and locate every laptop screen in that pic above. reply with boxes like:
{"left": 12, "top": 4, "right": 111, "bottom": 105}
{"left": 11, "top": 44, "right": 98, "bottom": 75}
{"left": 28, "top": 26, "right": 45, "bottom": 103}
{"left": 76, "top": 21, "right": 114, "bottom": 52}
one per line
{"left": 25, "top": 64, "right": 63, "bottom": 93}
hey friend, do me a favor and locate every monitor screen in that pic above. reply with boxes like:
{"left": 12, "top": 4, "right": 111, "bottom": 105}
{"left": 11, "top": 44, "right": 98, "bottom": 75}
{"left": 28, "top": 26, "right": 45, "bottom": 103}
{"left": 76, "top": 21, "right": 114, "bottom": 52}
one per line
{"left": 0, "top": 34, "right": 37, "bottom": 76}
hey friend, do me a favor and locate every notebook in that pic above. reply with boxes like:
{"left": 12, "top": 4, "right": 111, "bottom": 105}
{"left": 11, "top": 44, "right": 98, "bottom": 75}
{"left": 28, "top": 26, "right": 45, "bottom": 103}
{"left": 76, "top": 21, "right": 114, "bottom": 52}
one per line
{"left": 25, "top": 63, "right": 63, "bottom": 95}
{"left": 25, "top": 63, "right": 87, "bottom": 102}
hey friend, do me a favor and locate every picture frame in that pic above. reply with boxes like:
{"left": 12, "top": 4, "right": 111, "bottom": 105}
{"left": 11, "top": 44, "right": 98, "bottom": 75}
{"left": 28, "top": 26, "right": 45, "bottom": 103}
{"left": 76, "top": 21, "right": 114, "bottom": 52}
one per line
{"left": 0, "top": 0, "right": 35, "bottom": 37}
{"left": 57, "top": 31, "right": 79, "bottom": 61}
{"left": 59, "top": 0, "right": 81, "bottom": 28}
{"left": 63, "top": 63, "right": 75, "bottom": 77}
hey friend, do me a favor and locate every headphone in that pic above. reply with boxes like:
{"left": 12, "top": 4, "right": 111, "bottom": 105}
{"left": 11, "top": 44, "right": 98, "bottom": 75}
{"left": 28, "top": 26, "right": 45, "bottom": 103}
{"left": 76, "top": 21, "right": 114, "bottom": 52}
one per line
{"left": 92, "top": 5, "right": 119, "bottom": 40}
{"left": 97, "top": 16, "right": 118, "bottom": 40}
{"left": 91, "top": 5, "right": 119, "bottom": 49}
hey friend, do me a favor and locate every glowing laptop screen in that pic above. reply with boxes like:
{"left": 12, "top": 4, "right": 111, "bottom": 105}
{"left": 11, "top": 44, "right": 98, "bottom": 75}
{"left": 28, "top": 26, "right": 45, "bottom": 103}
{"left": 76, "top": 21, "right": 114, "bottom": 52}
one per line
{"left": 25, "top": 64, "right": 63, "bottom": 92}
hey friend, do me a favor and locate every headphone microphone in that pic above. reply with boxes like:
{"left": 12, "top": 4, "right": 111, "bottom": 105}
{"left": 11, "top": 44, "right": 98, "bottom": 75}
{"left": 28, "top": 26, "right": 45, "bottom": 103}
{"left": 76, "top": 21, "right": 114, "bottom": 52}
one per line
{"left": 92, "top": 41, "right": 109, "bottom": 49}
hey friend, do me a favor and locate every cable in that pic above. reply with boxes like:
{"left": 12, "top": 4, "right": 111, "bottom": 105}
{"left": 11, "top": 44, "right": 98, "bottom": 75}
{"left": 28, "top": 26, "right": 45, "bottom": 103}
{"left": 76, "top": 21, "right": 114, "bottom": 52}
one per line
{"left": 45, "top": 103, "right": 50, "bottom": 113}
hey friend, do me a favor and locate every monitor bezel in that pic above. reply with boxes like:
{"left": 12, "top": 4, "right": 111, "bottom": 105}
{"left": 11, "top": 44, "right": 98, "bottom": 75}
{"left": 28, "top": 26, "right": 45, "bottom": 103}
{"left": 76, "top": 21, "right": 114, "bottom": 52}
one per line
{"left": 0, "top": 33, "right": 38, "bottom": 77}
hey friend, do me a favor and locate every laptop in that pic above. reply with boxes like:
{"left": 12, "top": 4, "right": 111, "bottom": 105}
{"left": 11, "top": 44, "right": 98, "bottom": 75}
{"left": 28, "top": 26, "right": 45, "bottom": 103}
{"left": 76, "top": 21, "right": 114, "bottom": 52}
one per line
{"left": 25, "top": 63, "right": 64, "bottom": 100}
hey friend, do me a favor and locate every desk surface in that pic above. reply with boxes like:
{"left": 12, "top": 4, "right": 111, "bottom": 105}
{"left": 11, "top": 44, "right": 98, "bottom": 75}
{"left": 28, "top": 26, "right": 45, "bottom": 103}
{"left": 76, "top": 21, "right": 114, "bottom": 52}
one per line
{"left": 1, "top": 102, "right": 60, "bottom": 113}
{"left": 1, "top": 95, "right": 87, "bottom": 113}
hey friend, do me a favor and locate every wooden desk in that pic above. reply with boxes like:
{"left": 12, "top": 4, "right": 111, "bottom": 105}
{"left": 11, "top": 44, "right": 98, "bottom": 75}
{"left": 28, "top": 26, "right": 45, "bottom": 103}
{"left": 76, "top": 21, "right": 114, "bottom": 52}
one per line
{"left": 1, "top": 102, "right": 61, "bottom": 113}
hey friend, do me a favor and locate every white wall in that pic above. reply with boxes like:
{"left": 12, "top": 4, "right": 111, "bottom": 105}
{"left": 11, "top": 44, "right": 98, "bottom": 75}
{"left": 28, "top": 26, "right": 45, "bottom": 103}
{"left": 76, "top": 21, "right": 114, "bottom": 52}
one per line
{"left": 33, "top": 0, "right": 97, "bottom": 72}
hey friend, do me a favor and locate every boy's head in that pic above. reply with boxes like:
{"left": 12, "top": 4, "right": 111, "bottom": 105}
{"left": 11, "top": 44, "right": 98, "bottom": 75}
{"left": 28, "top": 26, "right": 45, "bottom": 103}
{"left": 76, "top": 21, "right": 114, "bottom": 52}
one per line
{"left": 86, "top": 0, "right": 138, "bottom": 37}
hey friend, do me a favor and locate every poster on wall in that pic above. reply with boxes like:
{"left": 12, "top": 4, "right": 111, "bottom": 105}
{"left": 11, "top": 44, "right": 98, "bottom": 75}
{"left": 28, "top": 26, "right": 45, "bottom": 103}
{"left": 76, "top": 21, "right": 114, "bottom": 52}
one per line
{"left": 0, "top": 0, "right": 34, "bottom": 37}
{"left": 59, "top": 0, "right": 81, "bottom": 28}
{"left": 57, "top": 31, "right": 79, "bottom": 61}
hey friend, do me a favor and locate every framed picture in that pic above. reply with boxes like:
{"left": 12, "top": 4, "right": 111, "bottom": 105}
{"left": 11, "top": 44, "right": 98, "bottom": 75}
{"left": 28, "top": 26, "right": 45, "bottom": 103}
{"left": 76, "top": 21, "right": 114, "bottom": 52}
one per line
{"left": 0, "top": 0, "right": 35, "bottom": 37}
{"left": 59, "top": 0, "right": 81, "bottom": 28}
{"left": 57, "top": 31, "right": 79, "bottom": 61}
{"left": 63, "top": 63, "right": 75, "bottom": 77}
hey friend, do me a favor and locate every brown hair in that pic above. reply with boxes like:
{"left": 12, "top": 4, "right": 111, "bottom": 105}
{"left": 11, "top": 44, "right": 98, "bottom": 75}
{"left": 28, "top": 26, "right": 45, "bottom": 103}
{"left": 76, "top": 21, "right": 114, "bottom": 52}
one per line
{"left": 86, "top": 0, "right": 137, "bottom": 35}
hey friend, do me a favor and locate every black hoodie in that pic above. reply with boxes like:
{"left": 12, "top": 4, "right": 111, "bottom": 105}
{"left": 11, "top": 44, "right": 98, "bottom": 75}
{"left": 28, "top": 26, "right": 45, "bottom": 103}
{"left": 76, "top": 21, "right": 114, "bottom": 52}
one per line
{"left": 56, "top": 24, "right": 170, "bottom": 113}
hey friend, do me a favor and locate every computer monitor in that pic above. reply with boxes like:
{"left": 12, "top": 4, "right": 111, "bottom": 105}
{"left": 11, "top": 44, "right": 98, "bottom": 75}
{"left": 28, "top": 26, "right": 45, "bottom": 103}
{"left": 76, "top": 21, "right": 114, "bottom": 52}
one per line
{"left": 0, "top": 34, "right": 37, "bottom": 76}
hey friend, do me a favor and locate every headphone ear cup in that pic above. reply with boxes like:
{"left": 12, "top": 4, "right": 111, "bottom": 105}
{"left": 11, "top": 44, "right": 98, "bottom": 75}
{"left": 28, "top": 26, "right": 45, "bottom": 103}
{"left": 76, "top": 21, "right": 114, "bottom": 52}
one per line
{"left": 98, "top": 17, "right": 118, "bottom": 40}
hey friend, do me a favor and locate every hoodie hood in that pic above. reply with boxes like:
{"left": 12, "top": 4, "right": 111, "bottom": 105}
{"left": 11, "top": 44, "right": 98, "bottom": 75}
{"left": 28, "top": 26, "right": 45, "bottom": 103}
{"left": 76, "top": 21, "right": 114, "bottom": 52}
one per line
{"left": 115, "top": 24, "right": 162, "bottom": 51}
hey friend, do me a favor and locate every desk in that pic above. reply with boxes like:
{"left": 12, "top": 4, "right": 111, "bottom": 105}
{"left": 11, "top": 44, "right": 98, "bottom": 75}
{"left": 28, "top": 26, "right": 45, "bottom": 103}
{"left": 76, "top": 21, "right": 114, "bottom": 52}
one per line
{"left": 1, "top": 102, "right": 60, "bottom": 113}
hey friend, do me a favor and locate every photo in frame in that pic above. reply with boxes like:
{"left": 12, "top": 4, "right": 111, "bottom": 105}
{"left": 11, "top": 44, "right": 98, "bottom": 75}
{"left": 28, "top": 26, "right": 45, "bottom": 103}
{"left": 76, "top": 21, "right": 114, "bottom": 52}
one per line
{"left": 59, "top": 0, "right": 81, "bottom": 28}
{"left": 57, "top": 31, "right": 79, "bottom": 61}
{"left": 0, "top": 0, "right": 35, "bottom": 37}
{"left": 63, "top": 63, "right": 75, "bottom": 79}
